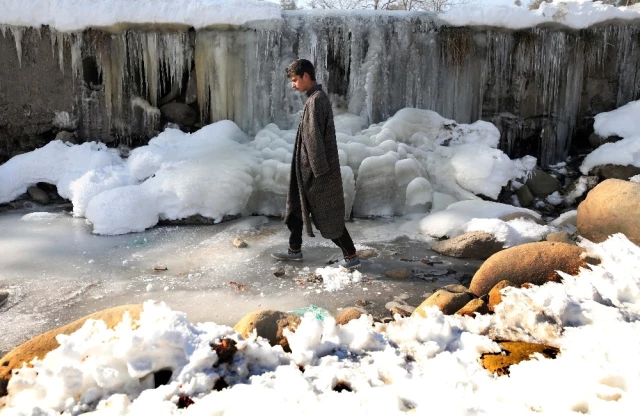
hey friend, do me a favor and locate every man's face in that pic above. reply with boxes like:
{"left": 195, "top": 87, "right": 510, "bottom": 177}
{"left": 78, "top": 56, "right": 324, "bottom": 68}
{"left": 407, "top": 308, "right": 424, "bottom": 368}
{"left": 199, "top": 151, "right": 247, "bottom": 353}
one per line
{"left": 289, "top": 72, "right": 313, "bottom": 93}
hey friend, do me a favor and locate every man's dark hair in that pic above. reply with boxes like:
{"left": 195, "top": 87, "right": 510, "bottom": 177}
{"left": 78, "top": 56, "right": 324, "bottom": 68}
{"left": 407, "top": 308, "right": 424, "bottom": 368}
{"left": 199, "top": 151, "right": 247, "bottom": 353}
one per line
{"left": 285, "top": 59, "right": 316, "bottom": 81}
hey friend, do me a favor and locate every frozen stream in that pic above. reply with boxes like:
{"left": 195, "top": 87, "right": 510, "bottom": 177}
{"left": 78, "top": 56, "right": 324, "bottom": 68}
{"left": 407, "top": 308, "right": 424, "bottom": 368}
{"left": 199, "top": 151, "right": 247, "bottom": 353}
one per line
{"left": 0, "top": 205, "right": 482, "bottom": 356}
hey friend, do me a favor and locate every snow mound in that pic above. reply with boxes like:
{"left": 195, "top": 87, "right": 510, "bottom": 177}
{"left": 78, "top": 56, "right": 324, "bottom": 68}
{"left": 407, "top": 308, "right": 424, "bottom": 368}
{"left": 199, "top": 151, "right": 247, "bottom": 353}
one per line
{"left": 1, "top": 108, "right": 530, "bottom": 235}
{"left": 593, "top": 99, "right": 640, "bottom": 139}
{"left": 580, "top": 137, "right": 640, "bottom": 175}
{"left": 419, "top": 200, "right": 541, "bottom": 238}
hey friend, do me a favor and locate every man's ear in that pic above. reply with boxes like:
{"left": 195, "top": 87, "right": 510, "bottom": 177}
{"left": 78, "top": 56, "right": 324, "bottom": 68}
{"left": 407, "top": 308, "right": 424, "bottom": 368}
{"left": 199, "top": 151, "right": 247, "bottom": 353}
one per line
{"left": 303, "top": 72, "right": 311, "bottom": 82}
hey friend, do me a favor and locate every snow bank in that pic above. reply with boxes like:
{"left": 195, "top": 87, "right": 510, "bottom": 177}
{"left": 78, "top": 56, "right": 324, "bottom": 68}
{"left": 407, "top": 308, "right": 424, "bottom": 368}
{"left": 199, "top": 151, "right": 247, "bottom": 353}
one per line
{"left": 0, "top": 0, "right": 282, "bottom": 31}
{"left": 3, "top": 1, "right": 638, "bottom": 32}
{"left": 0, "top": 141, "right": 125, "bottom": 212}
{"left": 442, "top": 1, "right": 640, "bottom": 30}
{"left": 86, "top": 123, "right": 258, "bottom": 235}
{"left": 4, "top": 234, "right": 640, "bottom": 414}
{"left": 1, "top": 108, "right": 529, "bottom": 235}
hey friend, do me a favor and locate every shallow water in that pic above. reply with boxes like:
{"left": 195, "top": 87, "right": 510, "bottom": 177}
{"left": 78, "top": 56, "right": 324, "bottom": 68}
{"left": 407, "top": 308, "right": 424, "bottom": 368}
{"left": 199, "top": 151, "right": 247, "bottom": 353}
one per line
{"left": 0, "top": 206, "right": 482, "bottom": 355}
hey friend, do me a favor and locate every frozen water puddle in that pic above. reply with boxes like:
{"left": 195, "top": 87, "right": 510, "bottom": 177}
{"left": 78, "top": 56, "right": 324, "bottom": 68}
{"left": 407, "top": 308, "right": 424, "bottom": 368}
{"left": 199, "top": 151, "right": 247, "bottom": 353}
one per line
{"left": 0, "top": 207, "right": 482, "bottom": 355}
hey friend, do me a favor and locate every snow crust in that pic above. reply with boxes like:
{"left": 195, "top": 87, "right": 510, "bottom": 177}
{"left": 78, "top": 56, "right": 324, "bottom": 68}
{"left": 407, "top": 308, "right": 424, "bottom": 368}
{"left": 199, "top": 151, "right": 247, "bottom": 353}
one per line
{"left": 3, "top": 234, "right": 640, "bottom": 415}
{"left": 0, "top": 0, "right": 282, "bottom": 31}
{"left": 2, "top": 1, "right": 639, "bottom": 32}
{"left": 443, "top": 0, "right": 640, "bottom": 30}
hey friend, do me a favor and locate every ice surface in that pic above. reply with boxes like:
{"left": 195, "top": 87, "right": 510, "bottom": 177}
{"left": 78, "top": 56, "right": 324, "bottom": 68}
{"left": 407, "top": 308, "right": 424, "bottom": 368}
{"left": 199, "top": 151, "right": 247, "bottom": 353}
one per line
{"left": 0, "top": 209, "right": 475, "bottom": 359}
{"left": 3, "top": 233, "right": 640, "bottom": 414}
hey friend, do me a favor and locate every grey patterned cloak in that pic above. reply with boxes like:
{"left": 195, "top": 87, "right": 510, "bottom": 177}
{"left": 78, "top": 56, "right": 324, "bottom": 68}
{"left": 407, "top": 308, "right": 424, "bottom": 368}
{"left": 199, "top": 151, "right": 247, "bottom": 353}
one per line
{"left": 284, "top": 84, "right": 346, "bottom": 239}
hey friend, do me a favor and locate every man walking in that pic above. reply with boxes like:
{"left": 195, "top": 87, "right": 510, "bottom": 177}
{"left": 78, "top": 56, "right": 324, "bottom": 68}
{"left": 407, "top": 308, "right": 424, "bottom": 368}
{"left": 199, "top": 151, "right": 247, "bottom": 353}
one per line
{"left": 271, "top": 59, "right": 360, "bottom": 269}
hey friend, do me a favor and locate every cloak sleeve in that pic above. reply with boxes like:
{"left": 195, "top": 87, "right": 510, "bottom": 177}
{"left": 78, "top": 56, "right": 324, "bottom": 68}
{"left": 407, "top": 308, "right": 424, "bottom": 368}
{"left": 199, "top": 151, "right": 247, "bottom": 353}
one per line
{"left": 303, "top": 98, "right": 330, "bottom": 177}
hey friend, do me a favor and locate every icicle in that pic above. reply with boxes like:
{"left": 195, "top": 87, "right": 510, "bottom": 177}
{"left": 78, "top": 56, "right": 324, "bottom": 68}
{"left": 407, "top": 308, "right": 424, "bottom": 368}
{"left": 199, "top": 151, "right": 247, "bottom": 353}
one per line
{"left": 0, "top": 24, "right": 6, "bottom": 38}
{"left": 195, "top": 31, "right": 214, "bottom": 124}
{"left": 57, "top": 32, "right": 65, "bottom": 73}
{"left": 143, "top": 33, "right": 159, "bottom": 107}
{"left": 9, "top": 26, "right": 24, "bottom": 67}
{"left": 70, "top": 33, "right": 82, "bottom": 81}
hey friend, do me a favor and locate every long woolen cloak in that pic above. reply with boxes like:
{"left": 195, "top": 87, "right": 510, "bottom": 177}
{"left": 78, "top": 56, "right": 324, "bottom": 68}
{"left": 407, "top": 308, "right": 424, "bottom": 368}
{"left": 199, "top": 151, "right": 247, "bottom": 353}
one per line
{"left": 284, "top": 84, "right": 345, "bottom": 239}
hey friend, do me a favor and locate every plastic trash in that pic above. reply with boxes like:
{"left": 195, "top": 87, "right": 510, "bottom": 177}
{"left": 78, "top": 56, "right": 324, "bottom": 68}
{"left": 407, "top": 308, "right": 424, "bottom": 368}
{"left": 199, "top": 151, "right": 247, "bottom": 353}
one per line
{"left": 289, "top": 304, "right": 332, "bottom": 322}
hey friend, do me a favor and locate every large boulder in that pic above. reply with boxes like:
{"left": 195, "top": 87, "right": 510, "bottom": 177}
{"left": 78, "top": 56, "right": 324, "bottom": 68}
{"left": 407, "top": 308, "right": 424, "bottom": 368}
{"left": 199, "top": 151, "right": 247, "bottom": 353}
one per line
{"left": 590, "top": 164, "right": 640, "bottom": 181}
{"left": 430, "top": 231, "right": 504, "bottom": 260}
{"left": 0, "top": 304, "right": 143, "bottom": 397}
{"left": 233, "top": 310, "right": 300, "bottom": 352}
{"left": 412, "top": 285, "right": 475, "bottom": 317}
{"left": 525, "top": 169, "right": 562, "bottom": 198}
{"left": 469, "top": 242, "right": 587, "bottom": 297}
{"left": 577, "top": 179, "right": 640, "bottom": 245}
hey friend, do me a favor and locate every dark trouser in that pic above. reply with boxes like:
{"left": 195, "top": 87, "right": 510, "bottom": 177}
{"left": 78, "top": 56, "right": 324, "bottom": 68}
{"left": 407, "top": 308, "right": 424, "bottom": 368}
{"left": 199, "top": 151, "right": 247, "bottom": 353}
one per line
{"left": 287, "top": 213, "right": 356, "bottom": 257}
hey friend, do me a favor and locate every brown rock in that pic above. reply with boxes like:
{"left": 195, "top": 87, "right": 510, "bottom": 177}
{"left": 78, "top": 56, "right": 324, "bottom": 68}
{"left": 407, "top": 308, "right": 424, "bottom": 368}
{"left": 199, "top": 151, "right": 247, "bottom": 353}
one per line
{"left": 577, "top": 179, "right": 640, "bottom": 245}
{"left": 0, "top": 304, "right": 143, "bottom": 397}
{"left": 385, "top": 269, "right": 409, "bottom": 279}
{"left": 390, "top": 306, "right": 412, "bottom": 318}
{"left": 481, "top": 341, "right": 559, "bottom": 376}
{"left": 430, "top": 231, "right": 504, "bottom": 260}
{"left": 469, "top": 242, "right": 586, "bottom": 297}
{"left": 412, "top": 284, "right": 475, "bottom": 317}
{"left": 590, "top": 164, "right": 640, "bottom": 181}
{"left": 232, "top": 238, "right": 247, "bottom": 248}
{"left": 500, "top": 211, "right": 545, "bottom": 225}
{"left": 336, "top": 308, "right": 364, "bottom": 325}
{"left": 455, "top": 298, "right": 489, "bottom": 317}
{"left": 356, "top": 249, "right": 378, "bottom": 260}
{"left": 233, "top": 310, "right": 300, "bottom": 352}
{"left": 488, "top": 280, "right": 515, "bottom": 312}
{"left": 545, "top": 231, "right": 574, "bottom": 245}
